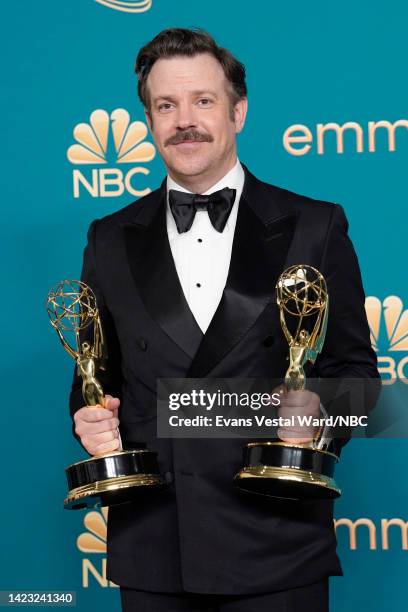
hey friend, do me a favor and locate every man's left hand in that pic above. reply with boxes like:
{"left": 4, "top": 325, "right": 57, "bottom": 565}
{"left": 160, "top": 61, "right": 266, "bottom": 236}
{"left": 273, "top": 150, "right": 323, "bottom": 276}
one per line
{"left": 277, "top": 388, "right": 321, "bottom": 444}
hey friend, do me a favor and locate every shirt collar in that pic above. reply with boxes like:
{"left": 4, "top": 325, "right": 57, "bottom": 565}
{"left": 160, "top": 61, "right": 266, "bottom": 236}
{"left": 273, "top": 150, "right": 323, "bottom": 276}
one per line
{"left": 166, "top": 159, "right": 245, "bottom": 196}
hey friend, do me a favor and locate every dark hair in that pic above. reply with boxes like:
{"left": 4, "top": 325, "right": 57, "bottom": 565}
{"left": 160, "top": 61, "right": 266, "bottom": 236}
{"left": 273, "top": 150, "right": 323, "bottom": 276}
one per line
{"left": 135, "top": 28, "right": 247, "bottom": 113}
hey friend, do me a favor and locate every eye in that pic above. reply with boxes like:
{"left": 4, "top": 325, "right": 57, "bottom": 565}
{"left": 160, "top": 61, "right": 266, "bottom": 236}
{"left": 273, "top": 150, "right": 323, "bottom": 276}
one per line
{"left": 158, "top": 102, "right": 174, "bottom": 112}
{"left": 198, "top": 98, "right": 213, "bottom": 107}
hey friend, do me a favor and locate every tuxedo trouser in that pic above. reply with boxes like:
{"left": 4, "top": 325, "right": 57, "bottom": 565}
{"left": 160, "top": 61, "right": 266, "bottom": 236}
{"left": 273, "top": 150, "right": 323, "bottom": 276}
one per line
{"left": 120, "top": 578, "right": 328, "bottom": 612}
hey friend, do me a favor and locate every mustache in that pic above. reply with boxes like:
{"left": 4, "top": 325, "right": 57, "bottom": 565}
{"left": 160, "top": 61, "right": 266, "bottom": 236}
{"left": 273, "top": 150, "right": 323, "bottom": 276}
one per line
{"left": 164, "top": 130, "right": 213, "bottom": 146}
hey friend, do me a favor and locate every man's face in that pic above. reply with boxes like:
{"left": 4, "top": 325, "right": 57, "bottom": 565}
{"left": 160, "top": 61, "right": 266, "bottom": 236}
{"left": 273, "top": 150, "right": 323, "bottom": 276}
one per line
{"left": 144, "top": 53, "right": 247, "bottom": 186}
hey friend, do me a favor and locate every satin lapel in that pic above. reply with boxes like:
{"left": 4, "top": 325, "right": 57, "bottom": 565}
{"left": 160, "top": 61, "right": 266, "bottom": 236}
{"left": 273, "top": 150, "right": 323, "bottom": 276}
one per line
{"left": 187, "top": 179, "right": 298, "bottom": 377}
{"left": 123, "top": 188, "right": 203, "bottom": 359}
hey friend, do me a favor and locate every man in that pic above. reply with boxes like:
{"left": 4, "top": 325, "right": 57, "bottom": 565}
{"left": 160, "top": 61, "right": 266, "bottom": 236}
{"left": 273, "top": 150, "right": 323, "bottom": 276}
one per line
{"left": 70, "top": 28, "right": 379, "bottom": 611}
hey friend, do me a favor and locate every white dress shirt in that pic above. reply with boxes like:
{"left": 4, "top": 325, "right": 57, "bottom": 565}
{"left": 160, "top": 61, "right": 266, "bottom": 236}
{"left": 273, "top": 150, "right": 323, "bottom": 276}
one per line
{"left": 166, "top": 159, "right": 245, "bottom": 334}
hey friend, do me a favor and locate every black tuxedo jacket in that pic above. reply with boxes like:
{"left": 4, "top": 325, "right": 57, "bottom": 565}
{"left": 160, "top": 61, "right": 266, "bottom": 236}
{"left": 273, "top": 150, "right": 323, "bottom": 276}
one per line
{"left": 70, "top": 166, "right": 379, "bottom": 594}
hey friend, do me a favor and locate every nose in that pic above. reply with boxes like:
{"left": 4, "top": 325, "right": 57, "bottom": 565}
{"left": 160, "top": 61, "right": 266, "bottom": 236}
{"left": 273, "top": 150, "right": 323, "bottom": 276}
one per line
{"left": 175, "top": 101, "right": 198, "bottom": 130}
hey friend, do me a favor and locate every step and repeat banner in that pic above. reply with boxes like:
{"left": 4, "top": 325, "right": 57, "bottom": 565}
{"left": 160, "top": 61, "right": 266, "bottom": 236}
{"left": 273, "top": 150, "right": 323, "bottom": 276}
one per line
{"left": 2, "top": 1, "right": 407, "bottom": 610}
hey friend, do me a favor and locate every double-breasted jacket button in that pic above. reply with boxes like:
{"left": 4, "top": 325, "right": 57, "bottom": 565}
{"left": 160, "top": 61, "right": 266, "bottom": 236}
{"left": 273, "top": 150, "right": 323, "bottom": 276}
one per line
{"left": 138, "top": 337, "right": 147, "bottom": 351}
{"left": 263, "top": 335, "right": 275, "bottom": 348}
{"left": 164, "top": 471, "right": 174, "bottom": 484}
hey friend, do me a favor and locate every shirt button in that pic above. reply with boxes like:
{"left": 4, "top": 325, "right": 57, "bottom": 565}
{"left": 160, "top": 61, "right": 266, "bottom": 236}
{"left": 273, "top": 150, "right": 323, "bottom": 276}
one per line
{"left": 197, "top": 238, "right": 203, "bottom": 243}
{"left": 196, "top": 283, "right": 201, "bottom": 288}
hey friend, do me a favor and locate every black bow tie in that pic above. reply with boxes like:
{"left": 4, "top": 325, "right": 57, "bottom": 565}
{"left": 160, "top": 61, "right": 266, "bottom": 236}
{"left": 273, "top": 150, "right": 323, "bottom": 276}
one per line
{"left": 168, "top": 187, "right": 236, "bottom": 234}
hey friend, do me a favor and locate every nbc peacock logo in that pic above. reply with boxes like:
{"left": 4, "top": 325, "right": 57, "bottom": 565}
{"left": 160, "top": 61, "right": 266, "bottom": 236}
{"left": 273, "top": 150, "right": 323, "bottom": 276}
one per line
{"left": 94, "top": 0, "right": 152, "bottom": 13}
{"left": 365, "top": 296, "right": 408, "bottom": 384}
{"left": 77, "top": 508, "right": 118, "bottom": 588}
{"left": 67, "top": 108, "right": 156, "bottom": 199}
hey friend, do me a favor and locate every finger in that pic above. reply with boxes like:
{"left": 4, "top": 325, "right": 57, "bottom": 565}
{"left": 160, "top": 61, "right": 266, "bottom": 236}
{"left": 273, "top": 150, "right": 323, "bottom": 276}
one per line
{"left": 277, "top": 426, "right": 317, "bottom": 442}
{"left": 277, "top": 432, "right": 314, "bottom": 444}
{"left": 278, "top": 405, "right": 315, "bottom": 419}
{"left": 75, "top": 406, "right": 115, "bottom": 423}
{"left": 278, "top": 425, "right": 316, "bottom": 436}
{"left": 281, "top": 389, "right": 320, "bottom": 408}
{"left": 90, "top": 438, "right": 121, "bottom": 457}
{"left": 105, "top": 395, "right": 120, "bottom": 411}
{"left": 280, "top": 390, "right": 312, "bottom": 407}
{"left": 83, "top": 429, "right": 119, "bottom": 450}
{"left": 75, "top": 417, "right": 119, "bottom": 436}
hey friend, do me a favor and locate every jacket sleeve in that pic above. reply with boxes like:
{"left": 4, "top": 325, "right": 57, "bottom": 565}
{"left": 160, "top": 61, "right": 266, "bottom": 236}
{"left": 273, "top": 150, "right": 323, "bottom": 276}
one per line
{"left": 69, "top": 219, "right": 123, "bottom": 450}
{"left": 314, "top": 204, "right": 381, "bottom": 453}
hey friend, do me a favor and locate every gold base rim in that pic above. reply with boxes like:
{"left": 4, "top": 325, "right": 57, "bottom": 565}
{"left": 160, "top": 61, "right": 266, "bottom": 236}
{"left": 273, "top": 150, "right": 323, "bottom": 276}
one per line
{"left": 64, "top": 473, "right": 165, "bottom": 507}
{"left": 235, "top": 465, "right": 341, "bottom": 497}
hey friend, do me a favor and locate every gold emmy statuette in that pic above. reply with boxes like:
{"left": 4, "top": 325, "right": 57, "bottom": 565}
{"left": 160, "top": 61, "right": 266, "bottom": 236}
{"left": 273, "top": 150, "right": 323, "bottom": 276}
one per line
{"left": 234, "top": 265, "right": 341, "bottom": 500}
{"left": 46, "top": 280, "right": 165, "bottom": 510}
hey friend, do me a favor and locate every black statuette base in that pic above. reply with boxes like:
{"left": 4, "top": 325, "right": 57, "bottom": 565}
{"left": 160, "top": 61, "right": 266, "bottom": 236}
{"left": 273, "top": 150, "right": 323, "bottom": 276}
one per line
{"left": 234, "top": 442, "right": 341, "bottom": 501}
{"left": 64, "top": 449, "right": 166, "bottom": 510}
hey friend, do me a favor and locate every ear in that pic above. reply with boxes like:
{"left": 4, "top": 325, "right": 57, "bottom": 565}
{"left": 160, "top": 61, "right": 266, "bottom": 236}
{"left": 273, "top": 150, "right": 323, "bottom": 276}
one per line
{"left": 234, "top": 97, "right": 248, "bottom": 134}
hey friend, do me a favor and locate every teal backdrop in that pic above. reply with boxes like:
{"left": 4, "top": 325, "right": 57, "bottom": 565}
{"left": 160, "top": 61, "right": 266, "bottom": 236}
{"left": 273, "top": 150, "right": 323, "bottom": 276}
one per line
{"left": 2, "top": 1, "right": 407, "bottom": 610}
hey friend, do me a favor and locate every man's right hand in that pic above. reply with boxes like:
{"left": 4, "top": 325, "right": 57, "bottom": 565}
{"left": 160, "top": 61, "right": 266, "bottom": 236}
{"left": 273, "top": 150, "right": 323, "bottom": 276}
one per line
{"left": 73, "top": 395, "right": 122, "bottom": 456}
